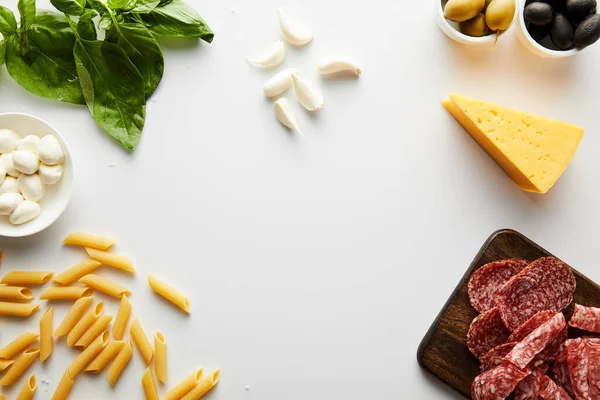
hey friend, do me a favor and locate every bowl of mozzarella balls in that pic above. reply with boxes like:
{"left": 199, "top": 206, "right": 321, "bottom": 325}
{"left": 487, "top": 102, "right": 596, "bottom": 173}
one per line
{"left": 0, "top": 113, "right": 73, "bottom": 237}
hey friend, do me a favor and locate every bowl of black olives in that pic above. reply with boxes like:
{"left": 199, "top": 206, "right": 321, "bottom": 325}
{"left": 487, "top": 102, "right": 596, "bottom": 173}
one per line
{"left": 517, "top": 0, "right": 600, "bottom": 57}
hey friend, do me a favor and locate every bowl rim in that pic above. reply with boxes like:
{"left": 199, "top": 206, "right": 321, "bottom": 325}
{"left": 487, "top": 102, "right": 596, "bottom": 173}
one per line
{"left": 0, "top": 112, "right": 74, "bottom": 238}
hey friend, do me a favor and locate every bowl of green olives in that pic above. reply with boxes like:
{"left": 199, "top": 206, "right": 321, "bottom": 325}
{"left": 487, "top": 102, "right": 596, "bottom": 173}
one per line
{"left": 438, "top": 0, "right": 518, "bottom": 45}
{"left": 516, "top": 0, "right": 600, "bottom": 57}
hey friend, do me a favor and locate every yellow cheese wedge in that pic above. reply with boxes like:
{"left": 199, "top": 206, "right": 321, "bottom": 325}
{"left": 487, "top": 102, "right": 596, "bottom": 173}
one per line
{"left": 442, "top": 94, "right": 584, "bottom": 194}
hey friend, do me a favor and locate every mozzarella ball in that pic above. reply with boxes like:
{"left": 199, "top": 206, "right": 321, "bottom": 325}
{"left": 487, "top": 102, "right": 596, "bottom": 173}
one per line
{"left": 38, "top": 163, "right": 63, "bottom": 185}
{"left": 0, "top": 163, "right": 5, "bottom": 186}
{"left": 0, "top": 129, "right": 20, "bottom": 153}
{"left": 38, "top": 135, "right": 64, "bottom": 165}
{"left": 16, "top": 135, "right": 41, "bottom": 155}
{"left": 0, "top": 193, "right": 23, "bottom": 215}
{"left": 1, "top": 153, "right": 20, "bottom": 177}
{"left": 13, "top": 151, "right": 40, "bottom": 175}
{"left": 0, "top": 176, "right": 19, "bottom": 195}
{"left": 18, "top": 174, "right": 44, "bottom": 202}
{"left": 9, "top": 200, "right": 40, "bottom": 225}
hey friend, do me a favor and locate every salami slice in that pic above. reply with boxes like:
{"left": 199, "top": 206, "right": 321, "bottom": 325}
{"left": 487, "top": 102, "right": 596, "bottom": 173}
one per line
{"left": 566, "top": 338, "right": 592, "bottom": 400}
{"left": 537, "top": 325, "right": 568, "bottom": 364}
{"left": 514, "top": 364, "right": 548, "bottom": 400}
{"left": 467, "top": 307, "right": 510, "bottom": 359}
{"left": 468, "top": 259, "right": 529, "bottom": 314}
{"left": 471, "top": 363, "right": 531, "bottom": 400}
{"left": 480, "top": 342, "right": 517, "bottom": 372}
{"left": 587, "top": 338, "right": 600, "bottom": 399}
{"left": 495, "top": 257, "right": 576, "bottom": 331}
{"left": 569, "top": 304, "right": 600, "bottom": 333}
{"left": 504, "top": 313, "right": 567, "bottom": 369}
{"left": 539, "top": 376, "right": 574, "bottom": 400}
{"left": 553, "top": 348, "right": 574, "bottom": 396}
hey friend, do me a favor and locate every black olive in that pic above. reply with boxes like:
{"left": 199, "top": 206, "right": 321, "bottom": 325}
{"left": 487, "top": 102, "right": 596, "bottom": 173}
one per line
{"left": 541, "top": 0, "right": 568, "bottom": 13}
{"left": 574, "top": 14, "right": 600, "bottom": 46}
{"left": 566, "top": 0, "right": 597, "bottom": 22}
{"left": 551, "top": 13, "right": 575, "bottom": 48}
{"left": 527, "top": 21, "right": 552, "bottom": 40}
{"left": 525, "top": 2, "right": 555, "bottom": 25}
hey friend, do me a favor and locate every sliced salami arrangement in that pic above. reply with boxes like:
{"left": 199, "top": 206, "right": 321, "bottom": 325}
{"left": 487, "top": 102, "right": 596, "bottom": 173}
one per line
{"left": 465, "top": 256, "right": 600, "bottom": 400}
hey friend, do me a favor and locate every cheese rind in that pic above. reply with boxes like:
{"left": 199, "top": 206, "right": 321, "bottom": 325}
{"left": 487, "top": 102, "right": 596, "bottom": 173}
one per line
{"left": 443, "top": 94, "right": 584, "bottom": 194}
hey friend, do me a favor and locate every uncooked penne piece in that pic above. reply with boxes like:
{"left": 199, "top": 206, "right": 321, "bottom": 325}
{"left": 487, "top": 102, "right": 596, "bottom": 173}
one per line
{"left": 0, "top": 302, "right": 39, "bottom": 317}
{"left": 154, "top": 331, "right": 167, "bottom": 384}
{"left": 113, "top": 295, "right": 132, "bottom": 340}
{"left": 181, "top": 369, "right": 220, "bottom": 400}
{"left": 148, "top": 274, "right": 191, "bottom": 313}
{"left": 0, "top": 286, "right": 34, "bottom": 301}
{"left": 0, "top": 348, "right": 40, "bottom": 386}
{"left": 108, "top": 339, "right": 133, "bottom": 387}
{"left": 79, "top": 274, "right": 131, "bottom": 298}
{"left": 86, "top": 340, "right": 124, "bottom": 373}
{"left": 0, "top": 359, "right": 14, "bottom": 371}
{"left": 54, "top": 296, "right": 94, "bottom": 337}
{"left": 40, "top": 308, "right": 53, "bottom": 362}
{"left": 165, "top": 368, "right": 203, "bottom": 400}
{"left": 40, "top": 286, "right": 93, "bottom": 301}
{"left": 16, "top": 374, "right": 36, "bottom": 400}
{"left": 142, "top": 366, "right": 159, "bottom": 400}
{"left": 67, "top": 302, "right": 103, "bottom": 347}
{"left": 0, "top": 332, "right": 39, "bottom": 359}
{"left": 63, "top": 232, "right": 116, "bottom": 250}
{"left": 68, "top": 330, "right": 109, "bottom": 377}
{"left": 53, "top": 260, "right": 102, "bottom": 285}
{"left": 85, "top": 248, "right": 135, "bottom": 273}
{"left": 130, "top": 317, "right": 153, "bottom": 365}
{"left": 0, "top": 271, "right": 53, "bottom": 285}
{"left": 51, "top": 369, "right": 74, "bottom": 400}
{"left": 75, "top": 314, "right": 112, "bottom": 348}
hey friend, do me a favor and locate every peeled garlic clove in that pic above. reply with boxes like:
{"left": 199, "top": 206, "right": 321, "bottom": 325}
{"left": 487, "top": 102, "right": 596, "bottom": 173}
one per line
{"left": 292, "top": 74, "right": 323, "bottom": 111}
{"left": 1, "top": 153, "right": 20, "bottom": 177}
{"left": 10, "top": 200, "right": 40, "bottom": 225}
{"left": 0, "top": 176, "right": 19, "bottom": 195}
{"left": 247, "top": 40, "right": 286, "bottom": 68}
{"left": 274, "top": 98, "right": 303, "bottom": 136}
{"left": 317, "top": 59, "right": 362, "bottom": 76}
{"left": 264, "top": 68, "right": 297, "bottom": 98}
{"left": 0, "top": 193, "right": 23, "bottom": 215}
{"left": 38, "top": 163, "right": 63, "bottom": 185}
{"left": 277, "top": 8, "right": 313, "bottom": 46}
{"left": 17, "top": 135, "right": 41, "bottom": 155}
{"left": 18, "top": 173, "right": 44, "bottom": 202}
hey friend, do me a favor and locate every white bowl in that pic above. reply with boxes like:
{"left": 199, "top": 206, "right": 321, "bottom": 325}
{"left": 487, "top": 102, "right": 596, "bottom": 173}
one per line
{"left": 437, "top": 0, "right": 517, "bottom": 46}
{"left": 0, "top": 113, "right": 73, "bottom": 237}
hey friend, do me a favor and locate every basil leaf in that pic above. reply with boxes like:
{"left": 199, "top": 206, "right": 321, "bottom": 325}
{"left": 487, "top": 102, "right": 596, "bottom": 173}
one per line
{"left": 85, "top": 0, "right": 106, "bottom": 14}
{"left": 77, "top": 10, "right": 96, "bottom": 39}
{"left": 105, "top": 21, "right": 163, "bottom": 98}
{"left": 129, "top": 0, "right": 159, "bottom": 14}
{"left": 98, "top": 14, "right": 113, "bottom": 30}
{"left": 0, "top": 6, "right": 17, "bottom": 36}
{"left": 28, "top": 11, "right": 76, "bottom": 55}
{"left": 0, "top": 40, "right": 5, "bottom": 66}
{"left": 51, "top": 0, "right": 85, "bottom": 15}
{"left": 18, "top": 0, "right": 36, "bottom": 30}
{"left": 138, "top": 0, "right": 213, "bottom": 42}
{"left": 107, "top": 0, "right": 129, "bottom": 9}
{"left": 72, "top": 37, "right": 146, "bottom": 149}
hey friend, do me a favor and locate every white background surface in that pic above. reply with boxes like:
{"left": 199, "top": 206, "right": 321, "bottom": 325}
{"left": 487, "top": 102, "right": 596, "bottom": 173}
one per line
{"left": 0, "top": 0, "right": 599, "bottom": 398}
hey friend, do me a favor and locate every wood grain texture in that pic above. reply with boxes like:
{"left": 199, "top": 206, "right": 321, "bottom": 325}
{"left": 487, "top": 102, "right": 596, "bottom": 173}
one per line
{"left": 417, "top": 229, "right": 600, "bottom": 398}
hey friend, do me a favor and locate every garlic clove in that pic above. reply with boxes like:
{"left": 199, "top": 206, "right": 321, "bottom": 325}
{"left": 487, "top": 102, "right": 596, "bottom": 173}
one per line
{"left": 277, "top": 8, "right": 313, "bottom": 46}
{"left": 247, "top": 40, "right": 286, "bottom": 68}
{"left": 317, "top": 59, "right": 362, "bottom": 76}
{"left": 274, "top": 98, "right": 303, "bottom": 136}
{"left": 264, "top": 68, "right": 297, "bottom": 98}
{"left": 291, "top": 74, "right": 323, "bottom": 111}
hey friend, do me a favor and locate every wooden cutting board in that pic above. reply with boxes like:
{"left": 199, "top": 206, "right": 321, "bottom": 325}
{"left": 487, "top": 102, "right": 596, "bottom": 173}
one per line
{"left": 417, "top": 229, "right": 600, "bottom": 398}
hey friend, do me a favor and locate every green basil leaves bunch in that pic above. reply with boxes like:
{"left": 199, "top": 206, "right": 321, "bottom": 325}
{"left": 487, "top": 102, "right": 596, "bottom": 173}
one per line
{"left": 0, "top": 0, "right": 213, "bottom": 150}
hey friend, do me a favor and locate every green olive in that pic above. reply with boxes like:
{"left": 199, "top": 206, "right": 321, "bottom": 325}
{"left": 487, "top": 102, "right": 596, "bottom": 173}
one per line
{"left": 459, "top": 14, "right": 489, "bottom": 36}
{"left": 444, "top": 0, "right": 486, "bottom": 22}
{"left": 485, "top": 0, "right": 516, "bottom": 31}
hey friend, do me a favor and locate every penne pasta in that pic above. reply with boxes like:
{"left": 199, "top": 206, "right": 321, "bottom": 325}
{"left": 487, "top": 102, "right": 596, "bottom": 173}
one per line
{"left": 0, "top": 348, "right": 40, "bottom": 386}
{"left": 154, "top": 331, "right": 167, "bottom": 384}
{"left": 108, "top": 339, "right": 133, "bottom": 387}
{"left": 181, "top": 369, "right": 220, "bottom": 400}
{"left": 86, "top": 340, "right": 125, "bottom": 373}
{"left": 85, "top": 248, "right": 135, "bottom": 273}
{"left": 53, "top": 260, "right": 102, "bottom": 285}
{"left": 0, "top": 359, "right": 14, "bottom": 371}
{"left": 68, "top": 330, "right": 109, "bottom": 377}
{"left": 16, "top": 374, "right": 36, "bottom": 400}
{"left": 40, "top": 308, "right": 53, "bottom": 362}
{"left": 75, "top": 314, "right": 113, "bottom": 348}
{"left": 165, "top": 368, "right": 203, "bottom": 400}
{"left": 54, "top": 296, "right": 94, "bottom": 337}
{"left": 142, "top": 366, "right": 160, "bottom": 400}
{"left": 40, "top": 286, "right": 93, "bottom": 301}
{"left": 79, "top": 274, "right": 131, "bottom": 298}
{"left": 0, "top": 302, "right": 39, "bottom": 317}
{"left": 148, "top": 274, "right": 191, "bottom": 314}
{"left": 0, "top": 332, "right": 39, "bottom": 359}
{"left": 130, "top": 317, "right": 153, "bottom": 365}
{"left": 51, "top": 369, "right": 74, "bottom": 400}
{"left": 113, "top": 295, "right": 132, "bottom": 340}
{"left": 0, "top": 286, "right": 34, "bottom": 301}
{"left": 0, "top": 271, "right": 53, "bottom": 286}
{"left": 63, "top": 232, "right": 116, "bottom": 250}
{"left": 67, "top": 302, "right": 103, "bottom": 347}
